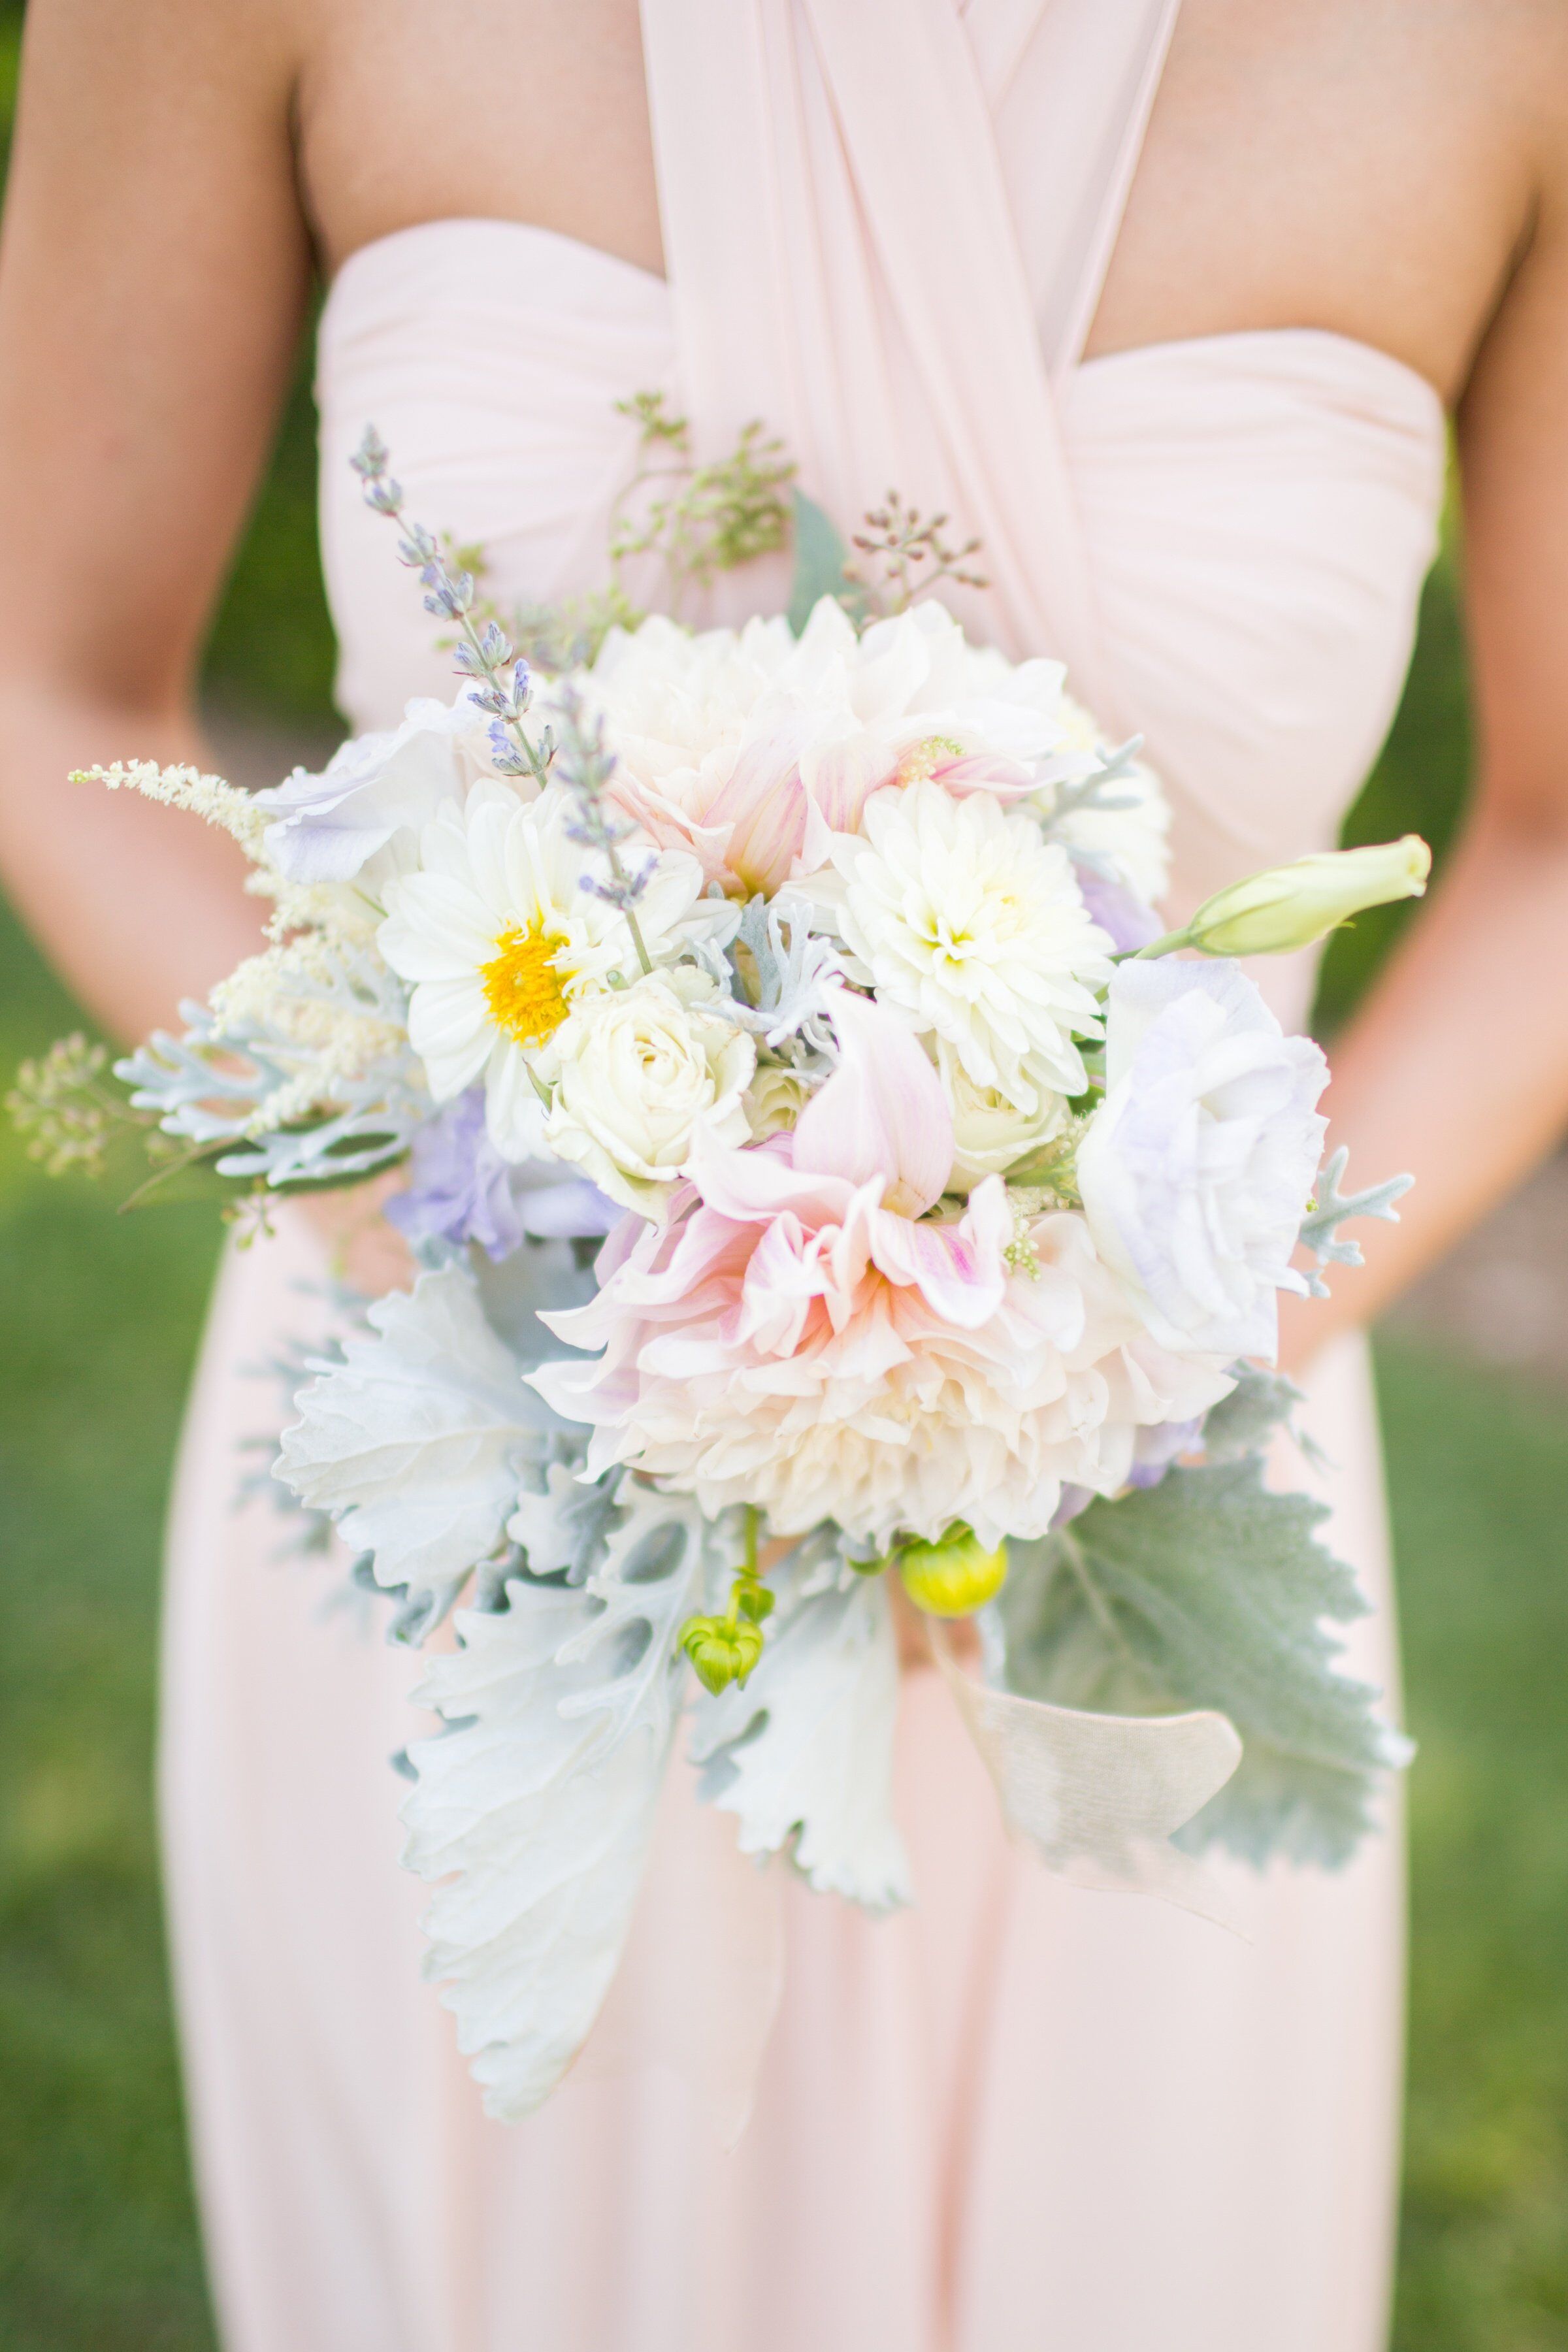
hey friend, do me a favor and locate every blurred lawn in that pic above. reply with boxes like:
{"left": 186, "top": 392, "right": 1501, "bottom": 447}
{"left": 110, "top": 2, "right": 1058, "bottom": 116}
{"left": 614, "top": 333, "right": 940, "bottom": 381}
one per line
{"left": 1, "top": 1, "right": 1565, "bottom": 2341}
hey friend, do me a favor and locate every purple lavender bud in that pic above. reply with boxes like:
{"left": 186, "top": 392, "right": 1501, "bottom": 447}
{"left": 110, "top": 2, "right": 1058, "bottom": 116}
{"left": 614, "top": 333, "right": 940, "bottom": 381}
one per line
{"left": 487, "top": 721, "right": 529, "bottom": 777}
{"left": 365, "top": 479, "right": 403, "bottom": 515}
{"left": 478, "top": 620, "right": 513, "bottom": 666}
{"left": 351, "top": 426, "right": 391, "bottom": 478}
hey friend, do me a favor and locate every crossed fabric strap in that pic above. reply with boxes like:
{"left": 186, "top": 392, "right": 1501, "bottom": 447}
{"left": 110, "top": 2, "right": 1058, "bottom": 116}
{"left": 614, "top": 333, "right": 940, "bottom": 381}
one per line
{"left": 573, "top": 0, "right": 1231, "bottom": 2140}
{"left": 641, "top": 0, "right": 1181, "bottom": 711}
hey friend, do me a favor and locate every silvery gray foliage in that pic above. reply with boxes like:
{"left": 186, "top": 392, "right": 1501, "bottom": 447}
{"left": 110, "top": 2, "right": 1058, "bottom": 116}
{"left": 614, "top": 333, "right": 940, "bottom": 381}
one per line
{"left": 118, "top": 963, "right": 425, "bottom": 1186}
{"left": 1034, "top": 735, "right": 1146, "bottom": 847}
{"left": 689, "top": 1542, "right": 911, "bottom": 1910}
{"left": 400, "top": 1479, "right": 725, "bottom": 2119}
{"left": 274, "top": 1263, "right": 558, "bottom": 1642}
{"left": 1298, "top": 1145, "right": 1413, "bottom": 1298}
{"left": 725, "top": 891, "right": 844, "bottom": 1056}
{"left": 997, "top": 1454, "right": 1409, "bottom": 1869}
{"left": 508, "top": 1460, "right": 627, "bottom": 1586}
{"left": 1199, "top": 1364, "right": 1305, "bottom": 1467}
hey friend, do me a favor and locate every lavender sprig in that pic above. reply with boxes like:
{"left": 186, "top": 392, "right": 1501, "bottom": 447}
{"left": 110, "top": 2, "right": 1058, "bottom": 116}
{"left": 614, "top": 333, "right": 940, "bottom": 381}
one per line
{"left": 549, "top": 685, "right": 655, "bottom": 975}
{"left": 351, "top": 427, "right": 652, "bottom": 975}
{"left": 351, "top": 427, "right": 551, "bottom": 790}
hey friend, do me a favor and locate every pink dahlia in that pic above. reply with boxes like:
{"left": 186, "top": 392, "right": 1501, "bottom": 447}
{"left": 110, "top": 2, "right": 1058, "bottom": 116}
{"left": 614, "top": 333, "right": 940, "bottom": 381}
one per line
{"left": 532, "top": 994, "right": 1232, "bottom": 1551}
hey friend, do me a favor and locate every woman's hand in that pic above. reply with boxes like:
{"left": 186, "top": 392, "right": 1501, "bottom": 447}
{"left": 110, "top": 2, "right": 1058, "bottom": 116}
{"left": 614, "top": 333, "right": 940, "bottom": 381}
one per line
{"left": 293, "top": 1171, "right": 417, "bottom": 1299}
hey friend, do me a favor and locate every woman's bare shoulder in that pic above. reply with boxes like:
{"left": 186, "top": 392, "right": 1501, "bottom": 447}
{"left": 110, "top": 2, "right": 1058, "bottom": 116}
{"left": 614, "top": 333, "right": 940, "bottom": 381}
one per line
{"left": 1094, "top": 0, "right": 1568, "bottom": 402}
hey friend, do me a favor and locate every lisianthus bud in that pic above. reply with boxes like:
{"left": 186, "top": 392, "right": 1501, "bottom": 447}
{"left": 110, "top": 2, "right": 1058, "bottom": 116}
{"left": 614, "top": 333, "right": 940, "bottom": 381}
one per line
{"left": 1181, "top": 837, "right": 1431, "bottom": 958}
{"left": 897, "top": 1525, "right": 1008, "bottom": 1617}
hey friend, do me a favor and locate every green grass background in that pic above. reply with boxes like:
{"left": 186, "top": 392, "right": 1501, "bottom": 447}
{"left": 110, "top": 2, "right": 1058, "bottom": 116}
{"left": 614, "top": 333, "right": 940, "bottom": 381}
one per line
{"left": 1, "top": 5, "right": 1565, "bottom": 2344}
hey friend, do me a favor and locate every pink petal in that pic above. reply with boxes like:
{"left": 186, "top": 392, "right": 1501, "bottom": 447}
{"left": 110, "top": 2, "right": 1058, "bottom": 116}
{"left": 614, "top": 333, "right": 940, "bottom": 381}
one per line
{"left": 704, "top": 721, "right": 811, "bottom": 896}
{"left": 733, "top": 1213, "right": 827, "bottom": 1356}
{"left": 802, "top": 731, "right": 898, "bottom": 832}
{"left": 793, "top": 989, "right": 953, "bottom": 1216}
{"left": 925, "top": 750, "right": 1038, "bottom": 800}
{"left": 868, "top": 1207, "right": 1005, "bottom": 1328}
{"left": 685, "top": 1123, "right": 858, "bottom": 1230}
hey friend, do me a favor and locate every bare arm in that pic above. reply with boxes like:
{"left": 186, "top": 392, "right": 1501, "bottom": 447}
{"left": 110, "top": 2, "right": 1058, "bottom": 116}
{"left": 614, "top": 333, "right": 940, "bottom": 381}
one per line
{"left": 1279, "top": 135, "right": 1568, "bottom": 1367}
{"left": 0, "top": 0, "right": 311, "bottom": 1042}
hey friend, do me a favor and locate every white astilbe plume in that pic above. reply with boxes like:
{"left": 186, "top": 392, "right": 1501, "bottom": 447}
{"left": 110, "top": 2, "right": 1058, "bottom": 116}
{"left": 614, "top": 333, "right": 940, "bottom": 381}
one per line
{"left": 690, "top": 1556, "right": 910, "bottom": 1910}
{"left": 402, "top": 1482, "right": 719, "bottom": 2117}
{"left": 78, "top": 759, "right": 270, "bottom": 857}
{"left": 275, "top": 1265, "right": 550, "bottom": 1637}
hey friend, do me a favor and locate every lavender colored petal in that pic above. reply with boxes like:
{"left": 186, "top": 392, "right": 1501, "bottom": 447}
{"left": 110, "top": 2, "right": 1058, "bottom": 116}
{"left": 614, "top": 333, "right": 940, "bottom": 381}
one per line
{"left": 1125, "top": 1414, "right": 1206, "bottom": 1490}
{"left": 385, "top": 1092, "right": 525, "bottom": 1262}
{"left": 1049, "top": 1484, "right": 1095, "bottom": 1531}
{"left": 387, "top": 1093, "right": 623, "bottom": 1260}
{"left": 1071, "top": 862, "right": 1164, "bottom": 952}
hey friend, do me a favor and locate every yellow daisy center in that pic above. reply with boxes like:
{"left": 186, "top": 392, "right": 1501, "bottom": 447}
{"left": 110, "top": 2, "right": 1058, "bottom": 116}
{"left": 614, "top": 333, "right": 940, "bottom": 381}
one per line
{"left": 480, "top": 918, "right": 573, "bottom": 1049}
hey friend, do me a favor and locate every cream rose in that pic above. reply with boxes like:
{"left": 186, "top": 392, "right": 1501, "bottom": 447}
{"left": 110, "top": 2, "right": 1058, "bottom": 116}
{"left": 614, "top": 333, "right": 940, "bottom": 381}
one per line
{"left": 936, "top": 1041, "right": 1068, "bottom": 1192}
{"left": 544, "top": 967, "right": 756, "bottom": 1216}
{"left": 744, "top": 1062, "right": 813, "bottom": 1141}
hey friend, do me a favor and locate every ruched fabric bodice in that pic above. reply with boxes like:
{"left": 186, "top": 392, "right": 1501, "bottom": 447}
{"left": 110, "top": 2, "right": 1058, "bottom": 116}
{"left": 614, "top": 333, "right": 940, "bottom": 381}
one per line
{"left": 318, "top": 218, "right": 1445, "bottom": 1027}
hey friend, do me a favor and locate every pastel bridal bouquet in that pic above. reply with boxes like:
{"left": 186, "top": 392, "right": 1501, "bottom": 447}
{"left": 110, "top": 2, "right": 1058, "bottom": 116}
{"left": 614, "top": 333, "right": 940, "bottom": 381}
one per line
{"left": 10, "top": 408, "right": 1430, "bottom": 2122}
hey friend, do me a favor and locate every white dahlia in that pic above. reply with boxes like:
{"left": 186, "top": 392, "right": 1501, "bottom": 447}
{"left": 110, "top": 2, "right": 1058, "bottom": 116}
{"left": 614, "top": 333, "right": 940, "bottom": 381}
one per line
{"left": 378, "top": 781, "right": 704, "bottom": 1160}
{"left": 823, "top": 779, "right": 1113, "bottom": 1102}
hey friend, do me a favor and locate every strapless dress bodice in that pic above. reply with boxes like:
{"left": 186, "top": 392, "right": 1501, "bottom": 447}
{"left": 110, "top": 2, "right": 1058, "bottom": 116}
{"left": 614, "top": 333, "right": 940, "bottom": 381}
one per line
{"left": 316, "top": 218, "right": 1447, "bottom": 1007}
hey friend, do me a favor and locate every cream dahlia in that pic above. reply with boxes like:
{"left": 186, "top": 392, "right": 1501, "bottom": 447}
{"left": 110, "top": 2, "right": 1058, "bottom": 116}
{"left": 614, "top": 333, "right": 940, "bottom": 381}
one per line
{"left": 533, "top": 992, "right": 1230, "bottom": 1550}
{"left": 574, "top": 595, "right": 1103, "bottom": 897}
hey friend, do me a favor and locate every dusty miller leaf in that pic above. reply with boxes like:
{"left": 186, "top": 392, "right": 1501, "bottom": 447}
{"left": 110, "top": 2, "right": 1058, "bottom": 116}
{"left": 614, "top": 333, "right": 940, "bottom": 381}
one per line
{"left": 1298, "top": 1144, "right": 1413, "bottom": 1298}
{"left": 274, "top": 1264, "right": 553, "bottom": 1641}
{"left": 402, "top": 1480, "right": 723, "bottom": 2119}
{"left": 118, "top": 962, "right": 425, "bottom": 1186}
{"left": 689, "top": 1550, "right": 910, "bottom": 1910}
{"left": 1200, "top": 1365, "right": 1303, "bottom": 1465}
{"left": 997, "top": 1459, "right": 1407, "bottom": 1868}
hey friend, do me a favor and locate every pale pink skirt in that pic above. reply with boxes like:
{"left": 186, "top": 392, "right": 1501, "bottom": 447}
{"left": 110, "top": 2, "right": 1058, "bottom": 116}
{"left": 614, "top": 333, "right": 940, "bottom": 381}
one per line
{"left": 160, "top": 1209, "right": 1403, "bottom": 2352}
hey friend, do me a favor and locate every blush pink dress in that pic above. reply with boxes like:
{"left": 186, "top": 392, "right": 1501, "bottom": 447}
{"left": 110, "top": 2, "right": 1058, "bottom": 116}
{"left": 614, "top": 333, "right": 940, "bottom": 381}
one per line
{"left": 158, "top": 3, "right": 1448, "bottom": 2347}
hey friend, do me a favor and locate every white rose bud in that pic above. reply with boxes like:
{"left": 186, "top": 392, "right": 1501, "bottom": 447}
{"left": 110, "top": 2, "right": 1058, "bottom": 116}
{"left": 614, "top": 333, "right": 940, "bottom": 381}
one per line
{"left": 544, "top": 967, "right": 755, "bottom": 1217}
{"left": 1175, "top": 836, "right": 1431, "bottom": 959}
{"left": 936, "top": 1041, "right": 1067, "bottom": 1193}
{"left": 745, "top": 1062, "right": 813, "bottom": 1141}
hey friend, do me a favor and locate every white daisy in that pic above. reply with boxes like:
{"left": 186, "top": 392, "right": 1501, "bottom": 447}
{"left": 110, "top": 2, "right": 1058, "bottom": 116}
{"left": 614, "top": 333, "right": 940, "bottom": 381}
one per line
{"left": 379, "top": 781, "right": 704, "bottom": 1160}
{"left": 824, "top": 779, "right": 1112, "bottom": 1101}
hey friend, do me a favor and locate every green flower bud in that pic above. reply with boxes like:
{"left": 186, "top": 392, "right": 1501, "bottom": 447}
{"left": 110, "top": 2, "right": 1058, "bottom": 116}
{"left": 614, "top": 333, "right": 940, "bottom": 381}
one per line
{"left": 679, "top": 1614, "right": 764, "bottom": 1695}
{"left": 1180, "top": 836, "right": 1431, "bottom": 958}
{"left": 897, "top": 1524, "right": 1008, "bottom": 1617}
